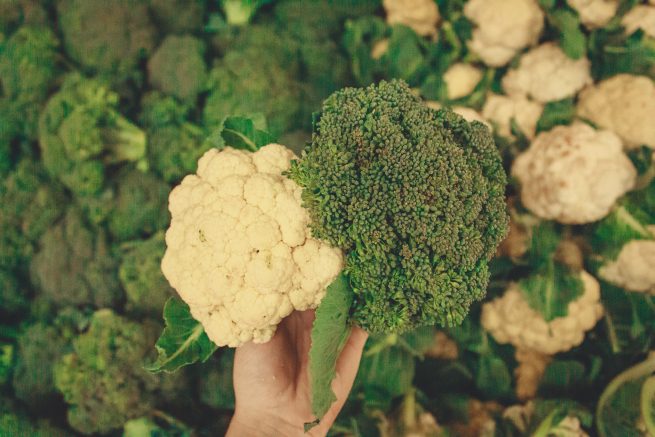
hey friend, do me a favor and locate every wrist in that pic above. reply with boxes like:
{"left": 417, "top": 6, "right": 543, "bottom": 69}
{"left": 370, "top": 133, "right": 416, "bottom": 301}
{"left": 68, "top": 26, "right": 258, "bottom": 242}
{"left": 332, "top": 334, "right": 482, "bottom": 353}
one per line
{"left": 226, "top": 409, "right": 305, "bottom": 437}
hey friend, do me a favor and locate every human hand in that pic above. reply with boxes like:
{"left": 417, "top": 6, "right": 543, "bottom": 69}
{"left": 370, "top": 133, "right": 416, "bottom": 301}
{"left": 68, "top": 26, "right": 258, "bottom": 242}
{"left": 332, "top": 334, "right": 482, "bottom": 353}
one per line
{"left": 226, "top": 310, "right": 369, "bottom": 437}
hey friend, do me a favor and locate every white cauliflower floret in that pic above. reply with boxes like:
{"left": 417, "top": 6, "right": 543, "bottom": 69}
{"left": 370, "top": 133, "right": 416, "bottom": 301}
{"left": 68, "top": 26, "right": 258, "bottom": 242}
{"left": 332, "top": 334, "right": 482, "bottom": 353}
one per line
{"left": 481, "top": 271, "right": 604, "bottom": 355}
{"left": 512, "top": 123, "right": 636, "bottom": 224}
{"left": 464, "top": 0, "right": 544, "bottom": 67}
{"left": 482, "top": 94, "right": 543, "bottom": 139}
{"left": 161, "top": 144, "right": 344, "bottom": 347}
{"left": 502, "top": 43, "right": 592, "bottom": 103}
{"left": 443, "top": 63, "right": 483, "bottom": 99}
{"left": 383, "top": 0, "right": 440, "bottom": 36}
{"left": 599, "top": 240, "right": 655, "bottom": 295}
{"left": 622, "top": 5, "right": 655, "bottom": 38}
{"left": 577, "top": 74, "right": 655, "bottom": 149}
{"left": 567, "top": 0, "right": 619, "bottom": 29}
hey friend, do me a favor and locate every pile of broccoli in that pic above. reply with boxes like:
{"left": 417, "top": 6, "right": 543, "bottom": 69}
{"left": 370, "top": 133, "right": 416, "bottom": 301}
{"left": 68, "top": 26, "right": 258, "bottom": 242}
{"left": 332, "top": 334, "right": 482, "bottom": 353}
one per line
{"left": 1, "top": 0, "right": 654, "bottom": 436}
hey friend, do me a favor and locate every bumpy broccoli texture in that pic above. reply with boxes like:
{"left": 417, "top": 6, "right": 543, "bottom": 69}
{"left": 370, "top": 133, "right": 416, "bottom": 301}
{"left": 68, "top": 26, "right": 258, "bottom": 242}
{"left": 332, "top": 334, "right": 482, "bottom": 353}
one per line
{"left": 54, "top": 310, "right": 168, "bottom": 435}
{"left": 38, "top": 74, "right": 147, "bottom": 195}
{"left": 29, "top": 208, "right": 123, "bottom": 309}
{"left": 289, "top": 80, "right": 508, "bottom": 333}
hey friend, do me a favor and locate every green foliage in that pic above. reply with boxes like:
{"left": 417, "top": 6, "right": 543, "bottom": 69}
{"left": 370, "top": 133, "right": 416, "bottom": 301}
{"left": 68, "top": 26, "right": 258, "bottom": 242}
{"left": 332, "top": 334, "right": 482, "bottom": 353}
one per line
{"left": 38, "top": 74, "right": 147, "bottom": 195}
{"left": 0, "top": 159, "right": 65, "bottom": 270}
{"left": 289, "top": 80, "right": 508, "bottom": 333}
{"left": 308, "top": 273, "right": 355, "bottom": 426}
{"left": 147, "top": 298, "right": 217, "bottom": 373}
{"left": 198, "top": 351, "right": 236, "bottom": 410}
{"left": 147, "top": 35, "right": 208, "bottom": 103}
{"left": 56, "top": 0, "right": 156, "bottom": 80}
{"left": 54, "top": 310, "right": 168, "bottom": 435}
{"left": 589, "top": 27, "right": 655, "bottom": 80}
{"left": 0, "top": 269, "right": 26, "bottom": 317}
{"left": 29, "top": 208, "right": 123, "bottom": 309}
{"left": 148, "top": 0, "right": 207, "bottom": 34}
{"left": 539, "top": 0, "right": 587, "bottom": 59}
{"left": 536, "top": 98, "right": 576, "bottom": 133}
{"left": 119, "top": 232, "right": 173, "bottom": 316}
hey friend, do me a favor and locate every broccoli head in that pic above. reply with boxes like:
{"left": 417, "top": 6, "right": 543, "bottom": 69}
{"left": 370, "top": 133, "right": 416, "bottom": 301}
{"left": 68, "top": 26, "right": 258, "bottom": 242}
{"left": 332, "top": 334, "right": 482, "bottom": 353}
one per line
{"left": 38, "top": 73, "right": 147, "bottom": 195}
{"left": 0, "top": 269, "right": 27, "bottom": 318}
{"left": 221, "top": 0, "right": 272, "bottom": 26}
{"left": 56, "top": 0, "right": 156, "bottom": 80}
{"left": 0, "top": 159, "right": 65, "bottom": 270}
{"left": 0, "top": 25, "right": 59, "bottom": 139}
{"left": 107, "top": 167, "right": 170, "bottom": 242}
{"left": 140, "top": 92, "right": 209, "bottom": 183}
{"left": 29, "top": 208, "right": 123, "bottom": 309}
{"left": 148, "top": 0, "right": 207, "bottom": 34}
{"left": 147, "top": 35, "right": 208, "bottom": 103}
{"left": 53, "top": 310, "right": 166, "bottom": 435}
{"left": 203, "top": 26, "right": 303, "bottom": 137}
{"left": 119, "top": 232, "right": 173, "bottom": 316}
{"left": 289, "top": 80, "right": 508, "bottom": 333}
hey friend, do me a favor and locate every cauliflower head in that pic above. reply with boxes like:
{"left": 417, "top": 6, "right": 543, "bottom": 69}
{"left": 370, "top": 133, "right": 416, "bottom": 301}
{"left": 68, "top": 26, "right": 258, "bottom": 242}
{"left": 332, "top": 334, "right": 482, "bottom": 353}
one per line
{"left": 512, "top": 123, "right": 636, "bottom": 224}
{"left": 567, "top": 0, "right": 619, "bottom": 29}
{"left": 383, "top": 0, "right": 440, "bottom": 36}
{"left": 481, "top": 271, "right": 604, "bottom": 355}
{"left": 443, "top": 63, "right": 483, "bottom": 100}
{"left": 464, "top": 0, "right": 544, "bottom": 67}
{"left": 577, "top": 74, "right": 655, "bottom": 149}
{"left": 502, "top": 43, "right": 592, "bottom": 103}
{"left": 482, "top": 93, "right": 543, "bottom": 139}
{"left": 599, "top": 240, "right": 655, "bottom": 295}
{"left": 161, "top": 144, "right": 344, "bottom": 347}
{"left": 621, "top": 5, "right": 655, "bottom": 38}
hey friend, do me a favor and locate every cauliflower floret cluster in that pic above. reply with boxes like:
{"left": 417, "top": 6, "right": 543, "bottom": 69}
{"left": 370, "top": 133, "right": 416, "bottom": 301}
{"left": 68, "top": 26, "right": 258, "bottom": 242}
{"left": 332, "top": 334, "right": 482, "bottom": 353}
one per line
{"left": 481, "top": 271, "right": 604, "bottom": 355}
{"left": 567, "top": 0, "right": 619, "bottom": 29}
{"left": 443, "top": 63, "right": 483, "bottom": 100}
{"left": 577, "top": 74, "right": 655, "bottom": 149}
{"left": 599, "top": 240, "right": 655, "bottom": 295}
{"left": 482, "top": 93, "right": 543, "bottom": 139}
{"left": 512, "top": 123, "right": 636, "bottom": 224}
{"left": 382, "top": 0, "right": 440, "bottom": 37}
{"left": 161, "top": 144, "right": 344, "bottom": 347}
{"left": 464, "top": 0, "right": 544, "bottom": 67}
{"left": 621, "top": 5, "right": 655, "bottom": 38}
{"left": 502, "top": 43, "right": 592, "bottom": 103}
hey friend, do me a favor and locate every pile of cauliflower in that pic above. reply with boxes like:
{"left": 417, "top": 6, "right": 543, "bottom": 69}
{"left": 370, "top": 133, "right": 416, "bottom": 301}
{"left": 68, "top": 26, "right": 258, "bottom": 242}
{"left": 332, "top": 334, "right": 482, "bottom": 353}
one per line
{"left": 161, "top": 144, "right": 343, "bottom": 347}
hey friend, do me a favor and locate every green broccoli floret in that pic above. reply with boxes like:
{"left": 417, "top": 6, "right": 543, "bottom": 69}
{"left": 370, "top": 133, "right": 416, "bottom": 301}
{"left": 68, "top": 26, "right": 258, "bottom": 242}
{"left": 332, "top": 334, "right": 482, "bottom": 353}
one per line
{"left": 107, "top": 167, "right": 170, "bottom": 242}
{"left": 119, "top": 232, "right": 173, "bottom": 316}
{"left": 0, "top": 0, "right": 51, "bottom": 34}
{"left": 0, "top": 269, "right": 27, "bottom": 317}
{"left": 56, "top": 0, "right": 156, "bottom": 81}
{"left": 29, "top": 208, "right": 123, "bottom": 309}
{"left": 0, "top": 0, "right": 22, "bottom": 33}
{"left": 0, "top": 25, "right": 59, "bottom": 139}
{"left": 53, "top": 310, "right": 169, "bottom": 435}
{"left": 148, "top": 0, "right": 207, "bottom": 34}
{"left": 203, "top": 26, "right": 302, "bottom": 137}
{"left": 221, "top": 0, "right": 272, "bottom": 26}
{"left": 140, "top": 92, "right": 209, "bottom": 183}
{"left": 0, "top": 159, "right": 65, "bottom": 270}
{"left": 147, "top": 35, "right": 208, "bottom": 103}
{"left": 288, "top": 80, "right": 508, "bottom": 333}
{"left": 38, "top": 73, "right": 147, "bottom": 195}
{"left": 0, "top": 411, "right": 71, "bottom": 437}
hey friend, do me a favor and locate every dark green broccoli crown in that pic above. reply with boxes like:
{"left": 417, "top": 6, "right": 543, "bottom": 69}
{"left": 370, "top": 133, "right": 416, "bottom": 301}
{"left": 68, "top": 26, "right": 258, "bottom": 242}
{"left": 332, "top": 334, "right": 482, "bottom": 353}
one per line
{"left": 147, "top": 35, "right": 208, "bottom": 103}
{"left": 29, "top": 208, "right": 123, "bottom": 309}
{"left": 289, "top": 80, "right": 508, "bottom": 333}
{"left": 53, "top": 310, "right": 158, "bottom": 435}
{"left": 56, "top": 0, "right": 156, "bottom": 78}
{"left": 149, "top": 0, "right": 207, "bottom": 34}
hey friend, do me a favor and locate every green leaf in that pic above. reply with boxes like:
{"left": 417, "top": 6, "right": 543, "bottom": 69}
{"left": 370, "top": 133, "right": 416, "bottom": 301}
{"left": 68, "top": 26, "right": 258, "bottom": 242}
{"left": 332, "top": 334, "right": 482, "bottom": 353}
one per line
{"left": 597, "top": 356, "right": 655, "bottom": 437}
{"left": 642, "top": 376, "right": 655, "bottom": 437}
{"left": 145, "top": 297, "right": 218, "bottom": 373}
{"left": 541, "top": 360, "right": 587, "bottom": 391}
{"left": 549, "top": 8, "right": 587, "bottom": 59}
{"left": 307, "top": 273, "right": 355, "bottom": 428}
{"left": 536, "top": 98, "right": 575, "bottom": 133}
{"left": 519, "top": 263, "right": 584, "bottom": 321}
{"left": 203, "top": 114, "right": 276, "bottom": 152}
{"left": 475, "top": 354, "right": 512, "bottom": 398}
